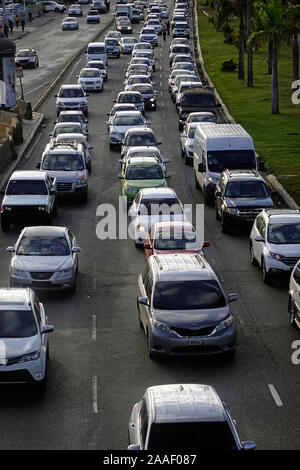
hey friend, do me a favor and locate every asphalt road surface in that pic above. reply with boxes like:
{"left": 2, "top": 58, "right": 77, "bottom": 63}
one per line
{"left": 0, "top": 0, "right": 299, "bottom": 450}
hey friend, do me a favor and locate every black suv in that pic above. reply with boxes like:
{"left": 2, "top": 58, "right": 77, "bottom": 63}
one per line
{"left": 214, "top": 170, "right": 274, "bottom": 233}
{"left": 178, "top": 86, "right": 219, "bottom": 131}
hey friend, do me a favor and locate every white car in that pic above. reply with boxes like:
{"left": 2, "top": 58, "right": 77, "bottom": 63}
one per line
{"left": 106, "top": 103, "right": 137, "bottom": 129}
{"left": 125, "top": 74, "right": 153, "bottom": 90}
{"left": 0, "top": 288, "right": 54, "bottom": 391}
{"left": 55, "top": 84, "right": 88, "bottom": 116}
{"left": 108, "top": 111, "right": 149, "bottom": 150}
{"left": 49, "top": 122, "right": 87, "bottom": 140}
{"left": 146, "top": 19, "right": 162, "bottom": 34}
{"left": 55, "top": 110, "right": 88, "bottom": 135}
{"left": 128, "top": 187, "right": 187, "bottom": 245}
{"left": 54, "top": 133, "right": 93, "bottom": 172}
{"left": 121, "top": 127, "right": 160, "bottom": 157}
{"left": 120, "top": 37, "right": 139, "bottom": 54}
{"left": 77, "top": 68, "right": 103, "bottom": 91}
{"left": 44, "top": 1, "right": 65, "bottom": 12}
{"left": 132, "top": 42, "right": 153, "bottom": 55}
{"left": 175, "top": 80, "right": 203, "bottom": 106}
{"left": 289, "top": 259, "right": 300, "bottom": 329}
{"left": 180, "top": 122, "right": 198, "bottom": 164}
{"left": 120, "top": 145, "right": 169, "bottom": 172}
{"left": 62, "top": 16, "right": 79, "bottom": 30}
{"left": 68, "top": 4, "right": 83, "bottom": 16}
{"left": 15, "top": 49, "right": 39, "bottom": 69}
{"left": 86, "top": 60, "right": 107, "bottom": 81}
{"left": 86, "top": 9, "right": 100, "bottom": 23}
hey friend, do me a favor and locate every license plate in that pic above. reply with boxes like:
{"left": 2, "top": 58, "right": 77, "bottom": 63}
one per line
{"left": 188, "top": 340, "right": 203, "bottom": 346}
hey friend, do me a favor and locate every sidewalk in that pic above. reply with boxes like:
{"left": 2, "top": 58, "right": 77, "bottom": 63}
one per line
{"left": 4, "top": 13, "right": 56, "bottom": 42}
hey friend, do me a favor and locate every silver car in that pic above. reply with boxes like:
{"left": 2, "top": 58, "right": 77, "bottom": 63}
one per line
{"left": 137, "top": 253, "right": 237, "bottom": 357}
{"left": 108, "top": 111, "right": 149, "bottom": 150}
{"left": 8, "top": 226, "right": 81, "bottom": 292}
{"left": 289, "top": 259, "right": 300, "bottom": 329}
{"left": 0, "top": 288, "right": 54, "bottom": 391}
{"left": 128, "top": 384, "right": 256, "bottom": 450}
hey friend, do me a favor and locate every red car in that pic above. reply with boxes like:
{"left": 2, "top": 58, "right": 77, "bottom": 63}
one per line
{"left": 143, "top": 220, "right": 210, "bottom": 259}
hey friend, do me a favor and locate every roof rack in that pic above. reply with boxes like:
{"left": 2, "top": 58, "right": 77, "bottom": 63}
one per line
{"left": 49, "top": 141, "right": 79, "bottom": 151}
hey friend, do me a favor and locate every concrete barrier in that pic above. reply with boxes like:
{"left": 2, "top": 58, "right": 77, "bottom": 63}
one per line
{"left": 0, "top": 136, "right": 16, "bottom": 173}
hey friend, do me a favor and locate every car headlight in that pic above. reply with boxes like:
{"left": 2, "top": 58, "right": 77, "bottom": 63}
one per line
{"left": 12, "top": 268, "right": 29, "bottom": 278}
{"left": 56, "top": 268, "right": 73, "bottom": 277}
{"left": 38, "top": 205, "right": 47, "bottom": 211}
{"left": 125, "top": 186, "right": 136, "bottom": 193}
{"left": 19, "top": 351, "right": 40, "bottom": 363}
{"left": 225, "top": 207, "right": 238, "bottom": 215}
{"left": 137, "top": 224, "right": 147, "bottom": 232}
{"left": 151, "top": 319, "right": 173, "bottom": 334}
{"left": 77, "top": 176, "right": 87, "bottom": 185}
{"left": 212, "top": 314, "right": 233, "bottom": 334}
{"left": 79, "top": 100, "right": 87, "bottom": 107}
{"left": 269, "top": 252, "right": 284, "bottom": 261}
{"left": 180, "top": 113, "right": 188, "bottom": 119}
{"left": 207, "top": 175, "right": 219, "bottom": 184}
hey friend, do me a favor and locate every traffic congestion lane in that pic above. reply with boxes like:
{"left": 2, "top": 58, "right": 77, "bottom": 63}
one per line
{"left": 0, "top": 2, "right": 299, "bottom": 450}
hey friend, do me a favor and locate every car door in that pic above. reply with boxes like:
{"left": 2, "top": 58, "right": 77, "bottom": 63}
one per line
{"left": 68, "top": 230, "right": 78, "bottom": 272}
{"left": 33, "top": 296, "right": 48, "bottom": 364}
{"left": 139, "top": 265, "right": 153, "bottom": 330}
{"left": 293, "top": 265, "right": 300, "bottom": 320}
{"left": 215, "top": 175, "right": 225, "bottom": 216}
{"left": 253, "top": 216, "right": 266, "bottom": 265}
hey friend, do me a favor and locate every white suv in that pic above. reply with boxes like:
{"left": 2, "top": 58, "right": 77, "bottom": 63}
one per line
{"left": 55, "top": 84, "right": 88, "bottom": 117}
{"left": 249, "top": 209, "right": 300, "bottom": 283}
{"left": 0, "top": 288, "right": 54, "bottom": 391}
{"left": 288, "top": 259, "right": 300, "bottom": 329}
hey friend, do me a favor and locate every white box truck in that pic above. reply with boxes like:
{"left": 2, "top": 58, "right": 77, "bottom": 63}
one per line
{"left": 193, "top": 124, "right": 264, "bottom": 204}
{"left": 115, "top": 3, "right": 134, "bottom": 19}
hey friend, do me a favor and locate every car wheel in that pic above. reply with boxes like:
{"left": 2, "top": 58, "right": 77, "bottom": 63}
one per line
{"left": 215, "top": 204, "right": 220, "bottom": 221}
{"left": 288, "top": 297, "right": 297, "bottom": 328}
{"left": 35, "top": 367, "right": 48, "bottom": 394}
{"left": 81, "top": 189, "right": 88, "bottom": 204}
{"left": 184, "top": 154, "right": 189, "bottom": 165}
{"left": 53, "top": 202, "right": 58, "bottom": 217}
{"left": 147, "top": 331, "right": 155, "bottom": 359}
{"left": 138, "top": 308, "right": 143, "bottom": 329}
{"left": 261, "top": 258, "right": 271, "bottom": 284}
{"left": 221, "top": 213, "right": 229, "bottom": 233}
{"left": 250, "top": 243, "right": 258, "bottom": 266}
{"left": 71, "top": 275, "right": 77, "bottom": 292}
{"left": 1, "top": 218, "right": 9, "bottom": 232}
{"left": 195, "top": 173, "right": 200, "bottom": 189}
{"left": 204, "top": 191, "right": 211, "bottom": 206}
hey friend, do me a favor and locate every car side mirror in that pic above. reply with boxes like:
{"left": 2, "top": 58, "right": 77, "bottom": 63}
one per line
{"left": 50, "top": 189, "right": 56, "bottom": 196}
{"left": 156, "top": 141, "right": 162, "bottom": 145}
{"left": 162, "top": 159, "right": 170, "bottom": 164}
{"left": 41, "top": 325, "right": 54, "bottom": 334}
{"left": 49, "top": 132, "right": 53, "bottom": 136}
{"left": 228, "top": 293, "right": 237, "bottom": 303}
{"left": 72, "top": 246, "right": 81, "bottom": 253}
{"left": 6, "top": 246, "right": 15, "bottom": 253}
{"left": 36, "top": 162, "right": 41, "bottom": 169}
{"left": 118, "top": 174, "right": 124, "bottom": 179}
{"left": 254, "top": 234, "right": 264, "bottom": 242}
{"left": 88, "top": 145, "right": 94, "bottom": 150}
{"left": 165, "top": 173, "right": 171, "bottom": 178}
{"left": 54, "top": 94, "right": 58, "bottom": 97}
{"left": 242, "top": 441, "right": 256, "bottom": 451}
{"left": 203, "top": 241, "right": 211, "bottom": 248}
{"left": 138, "top": 296, "right": 149, "bottom": 306}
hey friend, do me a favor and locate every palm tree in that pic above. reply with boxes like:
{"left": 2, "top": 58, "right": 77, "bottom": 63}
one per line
{"left": 248, "top": 0, "right": 300, "bottom": 114}
{"left": 247, "top": 0, "right": 254, "bottom": 86}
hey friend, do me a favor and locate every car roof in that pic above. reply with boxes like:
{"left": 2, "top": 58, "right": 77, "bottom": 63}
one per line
{"left": 154, "top": 220, "right": 195, "bottom": 232}
{"left": 59, "top": 110, "right": 84, "bottom": 115}
{"left": 0, "top": 288, "right": 33, "bottom": 311}
{"left": 113, "top": 110, "right": 142, "bottom": 117}
{"left": 22, "top": 226, "right": 67, "bottom": 237}
{"left": 223, "top": 169, "right": 263, "bottom": 181}
{"left": 151, "top": 253, "right": 216, "bottom": 282}
{"left": 125, "top": 127, "right": 154, "bottom": 134}
{"left": 127, "top": 156, "right": 160, "bottom": 165}
{"left": 10, "top": 170, "right": 48, "bottom": 181}
{"left": 60, "top": 84, "right": 82, "bottom": 90}
{"left": 54, "top": 122, "right": 82, "bottom": 127}
{"left": 140, "top": 187, "right": 176, "bottom": 198}
{"left": 264, "top": 209, "right": 300, "bottom": 223}
{"left": 127, "top": 145, "right": 160, "bottom": 154}
{"left": 147, "top": 384, "right": 226, "bottom": 423}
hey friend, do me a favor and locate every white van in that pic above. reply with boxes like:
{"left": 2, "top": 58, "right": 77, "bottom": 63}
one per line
{"left": 193, "top": 124, "right": 264, "bottom": 204}
{"left": 86, "top": 42, "right": 107, "bottom": 65}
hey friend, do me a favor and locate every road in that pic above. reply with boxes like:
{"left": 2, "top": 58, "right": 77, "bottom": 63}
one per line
{"left": 0, "top": 0, "right": 299, "bottom": 450}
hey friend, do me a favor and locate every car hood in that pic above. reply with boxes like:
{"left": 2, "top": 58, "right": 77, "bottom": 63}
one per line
{"left": 12, "top": 255, "right": 73, "bottom": 272}
{"left": 3, "top": 195, "right": 49, "bottom": 205}
{"left": 136, "top": 212, "right": 186, "bottom": 228}
{"left": 226, "top": 197, "right": 273, "bottom": 208}
{"left": 0, "top": 336, "right": 40, "bottom": 359}
{"left": 268, "top": 243, "right": 300, "bottom": 257}
{"left": 180, "top": 105, "right": 216, "bottom": 114}
{"left": 42, "top": 170, "right": 85, "bottom": 181}
{"left": 111, "top": 124, "right": 144, "bottom": 135}
{"left": 126, "top": 179, "right": 166, "bottom": 190}
{"left": 57, "top": 97, "right": 85, "bottom": 103}
{"left": 154, "top": 306, "right": 230, "bottom": 326}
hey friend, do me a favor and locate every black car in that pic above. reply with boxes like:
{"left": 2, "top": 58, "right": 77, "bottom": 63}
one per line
{"left": 130, "top": 84, "right": 157, "bottom": 110}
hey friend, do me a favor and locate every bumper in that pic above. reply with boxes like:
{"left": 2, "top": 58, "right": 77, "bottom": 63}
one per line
{"left": 0, "top": 358, "right": 46, "bottom": 383}
{"left": 10, "top": 275, "right": 75, "bottom": 290}
{"left": 266, "top": 257, "right": 297, "bottom": 275}
{"left": 81, "top": 83, "right": 102, "bottom": 90}
{"left": 144, "top": 100, "right": 156, "bottom": 110}
{"left": 148, "top": 324, "right": 237, "bottom": 356}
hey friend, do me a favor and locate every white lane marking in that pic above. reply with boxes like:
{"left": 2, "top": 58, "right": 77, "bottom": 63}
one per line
{"left": 24, "top": 81, "right": 50, "bottom": 97}
{"left": 92, "top": 376, "right": 99, "bottom": 413}
{"left": 92, "top": 315, "right": 97, "bottom": 341}
{"left": 268, "top": 384, "right": 283, "bottom": 407}
{"left": 67, "top": 57, "right": 81, "bottom": 82}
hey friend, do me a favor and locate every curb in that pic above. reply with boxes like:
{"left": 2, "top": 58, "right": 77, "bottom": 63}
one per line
{"left": 0, "top": 112, "right": 44, "bottom": 190}
{"left": 192, "top": 1, "right": 299, "bottom": 209}
{"left": 32, "top": 16, "right": 115, "bottom": 112}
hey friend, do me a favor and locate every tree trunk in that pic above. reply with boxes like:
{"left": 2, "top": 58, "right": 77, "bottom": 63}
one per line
{"left": 268, "top": 40, "right": 273, "bottom": 75}
{"left": 247, "top": 0, "right": 253, "bottom": 87}
{"left": 272, "top": 42, "right": 279, "bottom": 114}
{"left": 292, "top": 34, "right": 299, "bottom": 82}
{"left": 238, "top": 10, "right": 245, "bottom": 79}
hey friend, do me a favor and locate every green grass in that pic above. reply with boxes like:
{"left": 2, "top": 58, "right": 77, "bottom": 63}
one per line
{"left": 197, "top": 1, "right": 300, "bottom": 204}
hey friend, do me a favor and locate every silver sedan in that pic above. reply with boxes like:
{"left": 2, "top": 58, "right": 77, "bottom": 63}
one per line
{"left": 8, "top": 226, "right": 81, "bottom": 292}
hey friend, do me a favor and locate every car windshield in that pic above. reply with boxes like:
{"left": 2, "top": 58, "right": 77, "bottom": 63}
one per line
{"left": 133, "top": 85, "right": 153, "bottom": 94}
{"left": 80, "top": 69, "right": 99, "bottom": 77}
{"left": 53, "top": 126, "right": 82, "bottom": 136}
{"left": 123, "top": 38, "right": 136, "bottom": 43}
{"left": 125, "top": 133, "right": 156, "bottom": 146}
{"left": 129, "top": 65, "right": 148, "bottom": 72}
{"left": 59, "top": 115, "right": 83, "bottom": 124}
{"left": 135, "top": 44, "right": 152, "bottom": 49}
{"left": 114, "top": 115, "right": 144, "bottom": 126}
{"left": 17, "top": 50, "right": 33, "bottom": 57}
{"left": 129, "top": 77, "right": 150, "bottom": 84}
{"left": 59, "top": 88, "right": 83, "bottom": 98}
{"left": 119, "top": 94, "right": 142, "bottom": 104}
{"left": 172, "top": 46, "right": 189, "bottom": 54}
{"left": 89, "top": 10, "right": 98, "bottom": 15}
{"left": 207, "top": 150, "right": 256, "bottom": 172}
{"left": 130, "top": 151, "right": 160, "bottom": 160}
{"left": 42, "top": 154, "right": 84, "bottom": 171}
{"left": 64, "top": 18, "right": 76, "bottom": 22}
{"left": 153, "top": 280, "right": 226, "bottom": 310}
{"left": 106, "top": 40, "right": 118, "bottom": 47}
{"left": 148, "top": 422, "right": 238, "bottom": 450}
{"left": 268, "top": 223, "right": 300, "bottom": 244}
{"left": 174, "top": 63, "right": 194, "bottom": 70}
{"left": 17, "top": 236, "right": 70, "bottom": 256}
{"left": 87, "top": 62, "right": 105, "bottom": 70}
{"left": 142, "top": 29, "right": 156, "bottom": 34}
{"left": 225, "top": 181, "right": 269, "bottom": 198}
{"left": 189, "top": 115, "right": 216, "bottom": 123}
{"left": 139, "top": 198, "right": 182, "bottom": 214}
{"left": 181, "top": 93, "right": 215, "bottom": 107}
{"left": 0, "top": 310, "right": 37, "bottom": 338}
{"left": 154, "top": 230, "right": 200, "bottom": 250}
{"left": 126, "top": 165, "right": 163, "bottom": 180}
{"left": 6, "top": 180, "right": 48, "bottom": 195}
{"left": 88, "top": 46, "right": 105, "bottom": 54}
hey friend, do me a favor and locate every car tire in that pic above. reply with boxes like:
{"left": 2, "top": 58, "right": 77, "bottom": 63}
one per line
{"left": 138, "top": 308, "right": 143, "bottom": 329}
{"left": 81, "top": 189, "right": 88, "bottom": 204}
{"left": 35, "top": 366, "right": 48, "bottom": 394}
{"left": 1, "top": 218, "right": 10, "bottom": 232}
{"left": 53, "top": 202, "right": 58, "bottom": 217}
{"left": 71, "top": 275, "right": 77, "bottom": 292}
{"left": 221, "top": 213, "right": 229, "bottom": 233}
{"left": 261, "top": 258, "right": 271, "bottom": 284}
{"left": 250, "top": 243, "right": 258, "bottom": 266}
{"left": 289, "top": 298, "right": 298, "bottom": 328}
{"left": 147, "top": 331, "right": 156, "bottom": 359}
{"left": 215, "top": 204, "right": 220, "bottom": 221}
{"left": 195, "top": 173, "right": 200, "bottom": 189}
{"left": 184, "top": 154, "right": 189, "bottom": 165}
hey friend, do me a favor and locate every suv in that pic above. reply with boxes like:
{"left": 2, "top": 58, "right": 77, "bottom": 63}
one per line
{"left": 0, "top": 288, "right": 54, "bottom": 391}
{"left": 137, "top": 253, "right": 237, "bottom": 357}
{"left": 289, "top": 259, "right": 300, "bottom": 329}
{"left": 55, "top": 84, "right": 88, "bottom": 117}
{"left": 249, "top": 209, "right": 300, "bottom": 283}
{"left": 15, "top": 49, "right": 39, "bottom": 69}
{"left": 43, "top": 1, "right": 65, "bottom": 12}
{"left": 128, "top": 384, "right": 256, "bottom": 450}
{"left": 215, "top": 170, "right": 274, "bottom": 233}
{"left": 0, "top": 171, "right": 57, "bottom": 232}
{"left": 37, "top": 142, "right": 88, "bottom": 203}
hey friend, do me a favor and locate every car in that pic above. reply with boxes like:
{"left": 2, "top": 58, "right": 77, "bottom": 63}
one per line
{"left": 184, "top": 111, "right": 217, "bottom": 126}
{"left": 106, "top": 103, "right": 138, "bottom": 129}
{"left": 288, "top": 259, "right": 300, "bottom": 329}
{"left": 125, "top": 64, "right": 151, "bottom": 79}
{"left": 86, "top": 9, "right": 100, "bottom": 23}
{"left": 178, "top": 86, "right": 217, "bottom": 130}
{"left": 169, "top": 44, "right": 191, "bottom": 66}
{"left": 49, "top": 122, "right": 87, "bottom": 140}
{"left": 8, "top": 226, "right": 81, "bottom": 292}
{"left": 105, "top": 38, "right": 121, "bottom": 57}
{"left": 54, "top": 133, "right": 93, "bottom": 173}
{"left": 114, "top": 91, "right": 145, "bottom": 115}
{"left": 132, "top": 7, "right": 141, "bottom": 23}
{"left": 120, "top": 145, "right": 169, "bottom": 172}
{"left": 105, "top": 30, "right": 122, "bottom": 41}
{"left": 171, "top": 54, "right": 194, "bottom": 69}
{"left": 78, "top": 0, "right": 89, "bottom": 4}
{"left": 55, "top": 84, "right": 88, "bottom": 116}
{"left": 160, "top": 6, "right": 168, "bottom": 18}
{"left": 77, "top": 67, "right": 103, "bottom": 91}
{"left": 171, "top": 14, "right": 186, "bottom": 28}
{"left": 128, "top": 384, "right": 256, "bottom": 450}
{"left": 172, "top": 62, "right": 196, "bottom": 74}
{"left": 249, "top": 209, "right": 300, "bottom": 283}
{"left": 37, "top": 141, "right": 89, "bottom": 202}
{"left": 116, "top": 18, "right": 133, "bottom": 34}
{"left": 168, "top": 69, "right": 196, "bottom": 92}
{"left": 173, "top": 25, "right": 190, "bottom": 39}
{"left": 86, "top": 60, "right": 108, "bottom": 81}
{"left": 118, "top": 156, "right": 169, "bottom": 205}
{"left": 172, "top": 77, "right": 201, "bottom": 103}
{"left": 0, "top": 171, "right": 57, "bottom": 232}
{"left": 139, "top": 27, "right": 158, "bottom": 46}
{"left": 179, "top": 122, "right": 199, "bottom": 164}
{"left": 133, "top": 51, "right": 155, "bottom": 71}
{"left": 55, "top": 110, "right": 88, "bottom": 135}
{"left": 91, "top": 0, "right": 108, "bottom": 13}
{"left": 128, "top": 84, "right": 158, "bottom": 110}
{"left": 61, "top": 16, "right": 79, "bottom": 30}
{"left": 169, "top": 37, "right": 190, "bottom": 51}
{"left": 137, "top": 253, "right": 237, "bottom": 357}
{"left": 146, "top": 18, "right": 162, "bottom": 34}
{"left": 128, "top": 188, "right": 187, "bottom": 245}
{"left": 43, "top": 1, "right": 65, "bottom": 12}
{"left": 144, "top": 221, "right": 210, "bottom": 259}
{"left": 15, "top": 49, "right": 39, "bottom": 69}
{"left": 125, "top": 74, "right": 153, "bottom": 90}
{"left": 68, "top": 4, "right": 83, "bottom": 16}
{"left": 0, "top": 288, "right": 54, "bottom": 391}
{"left": 215, "top": 170, "right": 274, "bottom": 233}
{"left": 108, "top": 111, "right": 149, "bottom": 150}
{"left": 128, "top": 57, "right": 154, "bottom": 74}
{"left": 120, "top": 36, "right": 139, "bottom": 54}
{"left": 86, "top": 41, "right": 107, "bottom": 65}
{"left": 121, "top": 127, "right": 160, "bottom": 157}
